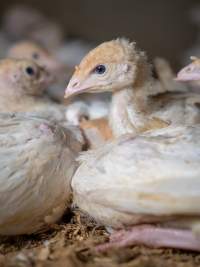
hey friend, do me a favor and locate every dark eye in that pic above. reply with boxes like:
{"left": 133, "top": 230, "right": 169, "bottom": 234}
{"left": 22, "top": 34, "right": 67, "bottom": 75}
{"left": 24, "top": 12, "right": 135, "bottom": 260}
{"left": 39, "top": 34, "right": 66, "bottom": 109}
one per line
{"left": 32, "top": 52, "right": 40, "bottom": 60}
{"left": 93, "top": 65, "right": 106, "bottom": 74}
{"left": 25, "top": 66, "right": 35, "bottom": 76}
{"left": 186, "top": 67, "right": 192, "bottom": 72}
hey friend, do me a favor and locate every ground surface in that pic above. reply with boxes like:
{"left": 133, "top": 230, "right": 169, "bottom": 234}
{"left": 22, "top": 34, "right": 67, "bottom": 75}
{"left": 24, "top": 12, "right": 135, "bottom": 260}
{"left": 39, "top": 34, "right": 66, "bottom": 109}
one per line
{"left": 1, "top": 209, "right": 200, "bottom": 267}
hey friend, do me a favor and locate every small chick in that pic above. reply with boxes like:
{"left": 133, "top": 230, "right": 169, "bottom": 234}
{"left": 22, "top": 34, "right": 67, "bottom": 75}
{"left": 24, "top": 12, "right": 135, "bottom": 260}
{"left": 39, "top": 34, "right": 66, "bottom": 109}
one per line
{"left": 7, "top": 40, "right": 70, "bottom": 101}
{"left": 0, "top": 113, "right": 82, "bottom": 235}
{"left": 65, "top": 38, "right": 200, "bottom": 137}
{"left": 0, "top": 58, "right": 67, "bottom": 122}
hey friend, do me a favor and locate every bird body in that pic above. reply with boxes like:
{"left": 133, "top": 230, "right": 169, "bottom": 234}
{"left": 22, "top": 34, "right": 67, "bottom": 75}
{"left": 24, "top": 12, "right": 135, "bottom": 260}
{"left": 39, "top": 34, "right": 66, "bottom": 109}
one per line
{"left": 0, "top": 113, "right": 82, "bottom": 235}
{"left": 0, "top": 95, "right": 67, "bottom": 123}
{"left": 110, "top": 86, "right": 200, "bottom": 137}
{"left": 72, "top": 124, "right": 200, "bottom": 251}
{"left": 72, "top": 125, "right": 200, "bottom": 228}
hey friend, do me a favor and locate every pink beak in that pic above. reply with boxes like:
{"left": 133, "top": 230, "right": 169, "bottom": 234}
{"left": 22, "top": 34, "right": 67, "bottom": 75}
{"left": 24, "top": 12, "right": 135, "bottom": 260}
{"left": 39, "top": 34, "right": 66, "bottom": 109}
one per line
{"left": 64, "top": 77, "right": 86, "bottom": 99}
{"left": 175, "top": 63, "right": 200, "bottom": 82}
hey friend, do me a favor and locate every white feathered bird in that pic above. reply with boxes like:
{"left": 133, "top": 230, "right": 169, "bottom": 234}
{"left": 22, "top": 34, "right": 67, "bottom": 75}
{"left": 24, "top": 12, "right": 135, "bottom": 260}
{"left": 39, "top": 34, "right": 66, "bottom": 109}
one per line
{"left": 64, "top": 38, "right": 200, "bottom": 251}
{"left": 0, "top": 113, "right": 82, "bottom": 235}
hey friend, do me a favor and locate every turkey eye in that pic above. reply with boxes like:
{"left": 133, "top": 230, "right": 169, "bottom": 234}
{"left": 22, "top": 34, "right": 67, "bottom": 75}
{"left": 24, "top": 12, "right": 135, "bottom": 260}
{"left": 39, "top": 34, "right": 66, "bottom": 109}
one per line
{"left": 25, "top": 66, "right": 35, "bottom": 76}
{"left": 32, "top": 52, "right": 40, "bottom": 60}
{"left": 94, "top": 65, "right": 106, "bottom": 74}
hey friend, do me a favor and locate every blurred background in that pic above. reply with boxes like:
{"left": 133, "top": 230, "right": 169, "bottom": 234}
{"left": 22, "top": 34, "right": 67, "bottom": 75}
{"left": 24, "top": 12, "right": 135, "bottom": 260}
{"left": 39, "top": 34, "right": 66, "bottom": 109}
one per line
{"left": 0, "top": 0, "right": 199, "bottom": 69}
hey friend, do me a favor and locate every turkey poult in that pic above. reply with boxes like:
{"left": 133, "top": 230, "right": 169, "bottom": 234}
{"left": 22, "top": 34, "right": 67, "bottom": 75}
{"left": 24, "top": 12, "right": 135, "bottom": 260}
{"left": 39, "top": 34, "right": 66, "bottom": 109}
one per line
{"left": 65, "top": 38, "right": 200, "bottom": 138}
{"left": 71, "top": 125, "right": 200, "bottom": 251}
{"left": 0, "top": 58, "right": 68, "bottom": 123}
{"left": 0, "top": 113, "right": 83, "bottom": 235}
{"left": 7, "top": 40, "right": 71, "bottom": 102}
{"left": 64, "top": 39, "right": 200, "bottom": 251}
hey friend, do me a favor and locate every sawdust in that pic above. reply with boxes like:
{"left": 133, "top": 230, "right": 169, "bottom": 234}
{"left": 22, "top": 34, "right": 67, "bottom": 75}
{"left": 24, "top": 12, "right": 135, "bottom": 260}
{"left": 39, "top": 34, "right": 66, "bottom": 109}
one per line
{"left": 0, "top": 209, "right": 200, "bottom": 267}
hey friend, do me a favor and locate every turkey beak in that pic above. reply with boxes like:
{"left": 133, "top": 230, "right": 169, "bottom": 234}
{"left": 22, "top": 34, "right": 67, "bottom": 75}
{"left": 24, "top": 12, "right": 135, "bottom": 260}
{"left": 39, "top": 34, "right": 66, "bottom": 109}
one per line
{"left": 175, "top": 63, "right": 200, "bottom": 82}
{"left": 64, "top": 77, "right": 86, "bottom": 99}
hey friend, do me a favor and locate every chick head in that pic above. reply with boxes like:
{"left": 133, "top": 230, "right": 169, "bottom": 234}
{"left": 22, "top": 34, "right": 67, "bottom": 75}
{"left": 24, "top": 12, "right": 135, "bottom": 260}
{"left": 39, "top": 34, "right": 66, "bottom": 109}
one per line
{"left": 8, "top": 41, "right": 62, "bottom": 79}
{"left": 0, "top": 58, "right": 50, "bottom": 96}
{"left": 176, "top": 57, "right": 200, "bottom": 82}
{"left": 65, "top": 38, "right": 149, "bottom": 98}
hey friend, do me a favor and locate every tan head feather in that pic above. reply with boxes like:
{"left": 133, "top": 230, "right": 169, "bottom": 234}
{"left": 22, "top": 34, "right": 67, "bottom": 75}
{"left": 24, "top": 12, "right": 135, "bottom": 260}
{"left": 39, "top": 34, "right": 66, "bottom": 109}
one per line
{"left": 74, "top": 38, "right": 147, "bottom": 77}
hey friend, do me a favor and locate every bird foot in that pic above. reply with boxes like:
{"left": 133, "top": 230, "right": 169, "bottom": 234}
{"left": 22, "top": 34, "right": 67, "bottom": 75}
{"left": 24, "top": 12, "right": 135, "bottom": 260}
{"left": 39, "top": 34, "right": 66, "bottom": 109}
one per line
{"left": 96, "top": 224, "right": 200, "bottom": 252}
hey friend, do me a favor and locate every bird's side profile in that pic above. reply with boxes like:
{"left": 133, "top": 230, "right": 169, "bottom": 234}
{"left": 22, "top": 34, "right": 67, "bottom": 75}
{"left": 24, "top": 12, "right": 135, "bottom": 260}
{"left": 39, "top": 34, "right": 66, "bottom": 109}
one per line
{"left": 71, "top": 125, "right": 200, "bottom": 251}
{"left": 65, "top": 38, "right": 200, "bottom": 137}
{"left": 176, "top": 56, "right": 200, "bottom": 84}
{"left": 0, "top": 113, "right": 82, "bottom": 235}
{"left": 0, "top": 58, "right": 68, "bottom": 122}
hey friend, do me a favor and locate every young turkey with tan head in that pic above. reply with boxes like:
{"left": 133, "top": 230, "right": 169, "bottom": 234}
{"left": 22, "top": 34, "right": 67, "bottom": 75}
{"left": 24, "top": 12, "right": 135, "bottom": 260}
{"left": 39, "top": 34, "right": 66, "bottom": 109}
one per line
{"left": 63, "top": 39, "right": 200, "bottom": 251}
{"left": 65, "top": 38, "right": 200, "bottom": 137}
